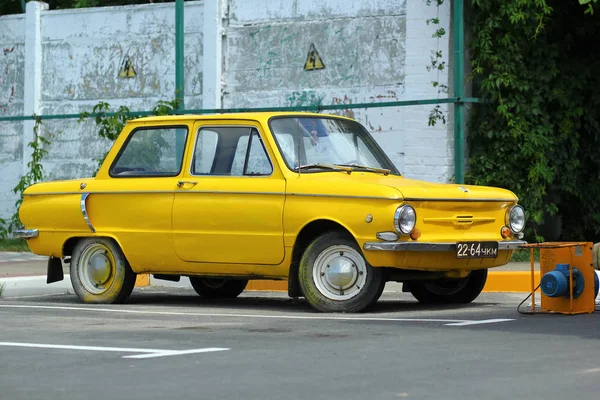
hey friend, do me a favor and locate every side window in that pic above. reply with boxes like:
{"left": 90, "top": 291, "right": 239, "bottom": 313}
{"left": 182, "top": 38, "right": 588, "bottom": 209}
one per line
{"left": 192, "top": 127, "right": 272, "bottom": 176}
{"left": 111, "top": 127, "right": 188, "bottom": 177}
{"left": 193, "top": 130, "right": 219, "bottom": 174}
{"left": 231, "top": 129, "right": 273, "bottom": 176}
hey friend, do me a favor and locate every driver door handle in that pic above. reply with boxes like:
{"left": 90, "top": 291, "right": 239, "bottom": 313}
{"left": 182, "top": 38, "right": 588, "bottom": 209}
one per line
{"left": 177, "top": 180, "right": 198, "bottom": 188}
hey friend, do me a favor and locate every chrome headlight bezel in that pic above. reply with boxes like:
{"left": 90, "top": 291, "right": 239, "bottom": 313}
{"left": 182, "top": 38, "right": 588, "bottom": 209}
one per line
{"left": 506, "top": 204, "right": 525, "bottom": 234}
{"left": 394, "top": 205, "right": 416, "bottom": 235}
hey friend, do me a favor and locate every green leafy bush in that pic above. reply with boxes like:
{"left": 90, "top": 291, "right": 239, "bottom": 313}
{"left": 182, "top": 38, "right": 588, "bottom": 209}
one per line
{"left": 467, "top": 0, "right": 600, "bottom": 242}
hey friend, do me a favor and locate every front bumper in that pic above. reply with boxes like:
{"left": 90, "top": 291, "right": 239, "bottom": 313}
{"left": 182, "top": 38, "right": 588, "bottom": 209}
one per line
{"left": 13, "top": 229, "right": 39, "bottom": 239}
{"left": 363, "top": 239, "right": 527, "bottom": 252}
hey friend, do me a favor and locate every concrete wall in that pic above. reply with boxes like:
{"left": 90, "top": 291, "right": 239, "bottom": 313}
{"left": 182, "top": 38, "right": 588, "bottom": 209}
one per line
{"left": 39, "top": 2, "right": 204, "bottom": 181}
{"left": 0, "top": 0, "right": 452, "bottom": 221}
{"left": 0, "top": 14, "right": 26, "bottom": 222}
{"left": 225, "top": 0, "right": 452, "bottom": 180}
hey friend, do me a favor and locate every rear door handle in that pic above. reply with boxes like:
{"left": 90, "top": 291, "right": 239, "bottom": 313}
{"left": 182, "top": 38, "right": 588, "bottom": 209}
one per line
{"left": 177, "top": 180, "right": 198, "bottom": 188}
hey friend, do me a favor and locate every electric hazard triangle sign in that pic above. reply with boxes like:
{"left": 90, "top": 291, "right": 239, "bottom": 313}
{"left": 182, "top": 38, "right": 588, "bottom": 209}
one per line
{"left": 304, "top": 43, "right": 325, "bottom": 71}
{"left": 119, "top": 56, "right": 137, "bottom": 78}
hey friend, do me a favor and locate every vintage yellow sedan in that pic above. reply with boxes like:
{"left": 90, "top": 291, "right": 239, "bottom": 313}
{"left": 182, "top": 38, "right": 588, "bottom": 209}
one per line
{"left": 15, "top": 112, "right": 526, "bottom": 312}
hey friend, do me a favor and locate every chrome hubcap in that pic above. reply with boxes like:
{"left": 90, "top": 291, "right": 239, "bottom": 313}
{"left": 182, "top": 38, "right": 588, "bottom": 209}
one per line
{"left": 79, "top": 244, "right": 114, "bottom": 294}
{"left": 313, "top": 245, "right": 367, "bottom": 301}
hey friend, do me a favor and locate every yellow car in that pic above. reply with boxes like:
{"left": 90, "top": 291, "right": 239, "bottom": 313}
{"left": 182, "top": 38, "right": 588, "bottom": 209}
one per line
{"left": 15, "top": 112, "right": 526, "bottom": 312}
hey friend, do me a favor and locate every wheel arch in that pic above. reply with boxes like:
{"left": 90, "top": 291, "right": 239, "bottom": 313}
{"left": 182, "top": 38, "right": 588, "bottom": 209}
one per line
{"left": 287, "top": 219, "right": 358, "bottom": 298}
{"left": 62, "top": 235, "right": 128, "bottom": 261}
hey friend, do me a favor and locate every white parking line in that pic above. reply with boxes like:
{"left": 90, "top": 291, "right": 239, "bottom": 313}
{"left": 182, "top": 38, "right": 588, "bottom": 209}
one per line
{"left": 444, "top": 319, "right": 514, "bottom": 326}
{"left": 0, "top": 341, "right": 229, "bottom": 359}
{"left": 0, "top": 304, "right": 515, "bottom": 326}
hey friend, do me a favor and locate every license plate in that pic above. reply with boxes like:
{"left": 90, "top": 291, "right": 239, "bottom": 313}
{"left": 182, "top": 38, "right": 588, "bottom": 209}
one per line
{"left": 456, "top": 241, "right": 498, "bottom": 259}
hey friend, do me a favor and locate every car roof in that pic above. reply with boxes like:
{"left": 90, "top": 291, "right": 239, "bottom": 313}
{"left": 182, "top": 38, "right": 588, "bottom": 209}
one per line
{"left": 130, "top": 111, "right": 354, "bottom": 123}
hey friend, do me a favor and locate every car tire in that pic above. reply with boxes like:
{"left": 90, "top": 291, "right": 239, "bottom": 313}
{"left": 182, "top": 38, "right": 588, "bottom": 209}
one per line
{"left": 70, "top": 237, "right": 136, "bottom": 304}
{"left": 189, "top": 278, "right": 248, "bottom": 299}
{"left": 299, "top": 231, "right": 385, "bottom": 313}
{"left": 408, "top": 269, "right": 488, "bottom": 304}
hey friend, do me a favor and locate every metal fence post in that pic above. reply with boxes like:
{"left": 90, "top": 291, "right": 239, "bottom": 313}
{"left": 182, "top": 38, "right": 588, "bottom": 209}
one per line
{"left": 453, "top": 0, "right": 465, "bottom": 184}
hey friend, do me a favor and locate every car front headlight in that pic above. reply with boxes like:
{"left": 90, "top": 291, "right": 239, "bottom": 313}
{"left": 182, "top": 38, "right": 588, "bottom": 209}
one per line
{"left": 507, "top": 205, "right": 525, "bottom": 233}
{"left": 394, "top": 205, "right": 416, "bottom": 235}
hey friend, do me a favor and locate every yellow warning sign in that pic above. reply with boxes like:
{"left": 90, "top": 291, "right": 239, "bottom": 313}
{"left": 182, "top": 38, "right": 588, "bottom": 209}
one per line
{"left": 119, "top": 56, "right": 137, "bottom": 78}
{"left": 304, "top": 43, "right": 325, "bottom": 71}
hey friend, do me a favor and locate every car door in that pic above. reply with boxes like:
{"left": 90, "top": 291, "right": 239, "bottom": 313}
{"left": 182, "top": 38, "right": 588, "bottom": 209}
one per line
{"left": 172, "top": 121, "right": 286, "bottom": 265}
{"left": 87, "top": 123, "right": 189, "bottom": 271}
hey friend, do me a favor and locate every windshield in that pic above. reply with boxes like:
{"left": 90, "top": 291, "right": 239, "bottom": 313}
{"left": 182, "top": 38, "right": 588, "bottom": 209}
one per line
{"left": 269, "top": 116, "right": 400, "bottom": 175}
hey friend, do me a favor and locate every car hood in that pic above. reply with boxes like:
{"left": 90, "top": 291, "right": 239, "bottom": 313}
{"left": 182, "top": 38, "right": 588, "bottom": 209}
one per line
{"left": 380, "top": 175, "right": 518, "bottom": 202}
{"left": 286, "top": 172, "right": 517, "bottom": 202}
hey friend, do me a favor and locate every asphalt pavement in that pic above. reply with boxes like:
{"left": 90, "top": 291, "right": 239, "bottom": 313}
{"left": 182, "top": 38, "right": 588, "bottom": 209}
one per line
{"left": 1, "top": 288, "right": 600, "bottom": 400}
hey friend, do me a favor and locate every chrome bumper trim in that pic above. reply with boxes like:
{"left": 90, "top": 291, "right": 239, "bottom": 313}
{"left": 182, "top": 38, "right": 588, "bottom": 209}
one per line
{"left": 13, "top": 229, "right": 39, "bottom": 239}
{"left": 363, "top": 240, "right": 528, "bottom": 252}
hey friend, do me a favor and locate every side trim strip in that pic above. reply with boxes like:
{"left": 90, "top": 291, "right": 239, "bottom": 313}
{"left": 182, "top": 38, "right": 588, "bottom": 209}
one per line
{"left": 363, "top": 240, "right": 527, "bottom": 252}
{"left": 80, "top": 193, "right": 96, "bottom": 233}
{"left": 403, "top": 197, "right": 514, "bottom": 203}
{"left": 25, "top": 191, "right": 174, "bottom": 196}
{"left": 177, "top": 191, "right": 285, "bottom": 196}
{"left": 25, "top": 190, "right": 285, "bottom": 196}
{"left": 289, "top": 193, "right": 400, "bottom": 200}
{"left": 24, "top": 191, "right": 393, "bottom": 199}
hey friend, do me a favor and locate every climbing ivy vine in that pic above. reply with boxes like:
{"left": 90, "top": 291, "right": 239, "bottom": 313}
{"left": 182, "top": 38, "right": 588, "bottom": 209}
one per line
{"left": 0, "top": 115, "right": 51, "bottom": 238}
{"left": 425, "top": 0, "right": 448, "bottom": 127}
{"left": 467, "top": 0, "right": 600, "bottom": 241}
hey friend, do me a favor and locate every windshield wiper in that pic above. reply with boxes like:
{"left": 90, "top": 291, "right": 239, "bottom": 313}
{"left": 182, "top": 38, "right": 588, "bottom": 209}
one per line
{"left": 335, "top": 164, "right": 391, "bottom": 175}
{"left": 294, "top": 163, "right": 353, "bottom": 173}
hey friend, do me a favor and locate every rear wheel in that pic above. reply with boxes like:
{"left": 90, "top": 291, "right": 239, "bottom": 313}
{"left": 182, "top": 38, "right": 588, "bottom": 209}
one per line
{"left": 408, "top": 269, "right": 488, "bottom": 304}
{"left": 189, "top": 278, "right": 248, "bottom": 299}
{"left": 299, "top": 231, "right": 385, "bottom": 313}
{"left": 70, "top": 238, "right": 136, "bottom": 304}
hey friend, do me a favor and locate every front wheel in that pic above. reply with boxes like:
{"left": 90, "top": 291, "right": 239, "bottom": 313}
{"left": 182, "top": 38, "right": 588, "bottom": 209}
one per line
{"left": 70, "top": 237, "right": 136, "bottom": 304}
{"left": 408, "top": 269, "right": 488, "bottom": 304}
{"left": 299, "top": 231, "right": 385, "bottom": 313}
{"left": 189, "top": 278, "right": 248, "bottom": 299}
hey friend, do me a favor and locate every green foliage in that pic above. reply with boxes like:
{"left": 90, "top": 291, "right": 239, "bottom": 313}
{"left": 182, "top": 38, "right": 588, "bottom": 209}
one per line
{"left": 0, "top": 116, "right": 51, "bottom": 238}
{"left": 79, "top": 102, "right": 131, "bottom": 173}
{"left": 79, "top": 101, "right": 131, "bottom": 141}
{"left": 152, "top": 99, "right": 180, "bottom": 116}
{"left": 579, "top": 0, "right": 599, "bottom": 14}
{"left": 467, "top": 0, "right": 600, "bottom": 242}
{"left": 0, "top": 238, "right": 30, "bottom": 252}
{"left": 424, "top": 0, "right": 449, "bottom": 127}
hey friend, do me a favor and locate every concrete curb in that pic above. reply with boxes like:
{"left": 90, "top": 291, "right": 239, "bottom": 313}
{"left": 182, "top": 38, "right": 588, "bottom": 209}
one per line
{"left": 145, "top": 271, "right": 551, "bottom": 293}
{"left": 0, "top": 275, "right": 74, "bottom": 298}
